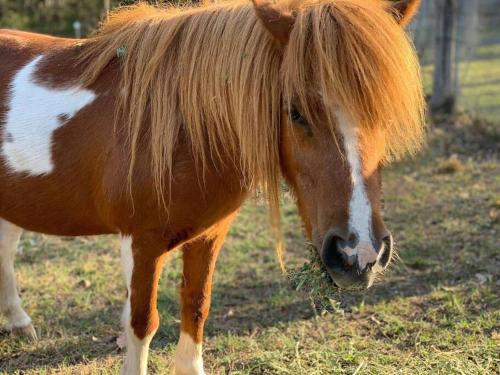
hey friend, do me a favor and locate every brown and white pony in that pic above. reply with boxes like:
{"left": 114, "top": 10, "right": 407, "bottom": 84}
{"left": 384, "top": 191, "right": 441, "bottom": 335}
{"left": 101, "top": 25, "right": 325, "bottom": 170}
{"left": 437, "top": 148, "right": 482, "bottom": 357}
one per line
{"left": 0, "top": 0, "right": 424, "bottom": 373}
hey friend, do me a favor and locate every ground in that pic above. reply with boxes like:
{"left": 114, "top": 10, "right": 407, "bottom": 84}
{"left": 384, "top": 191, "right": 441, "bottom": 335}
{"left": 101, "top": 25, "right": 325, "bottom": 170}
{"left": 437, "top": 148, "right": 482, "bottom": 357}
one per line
{"left": 0, "top": 113, "right": 498, "bottom": 374}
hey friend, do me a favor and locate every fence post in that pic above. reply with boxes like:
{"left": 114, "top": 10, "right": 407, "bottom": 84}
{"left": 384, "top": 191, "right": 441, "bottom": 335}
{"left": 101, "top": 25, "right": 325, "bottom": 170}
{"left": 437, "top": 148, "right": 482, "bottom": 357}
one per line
{"left": 431, "top": 0, "right": 459, "bottom": 114}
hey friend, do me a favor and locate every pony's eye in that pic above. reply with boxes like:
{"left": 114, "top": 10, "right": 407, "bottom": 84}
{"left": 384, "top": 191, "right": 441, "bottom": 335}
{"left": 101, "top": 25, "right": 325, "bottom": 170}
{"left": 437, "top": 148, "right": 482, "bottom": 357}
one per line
{"left": 289, "top": 106, "right": 310, "bottom": 130}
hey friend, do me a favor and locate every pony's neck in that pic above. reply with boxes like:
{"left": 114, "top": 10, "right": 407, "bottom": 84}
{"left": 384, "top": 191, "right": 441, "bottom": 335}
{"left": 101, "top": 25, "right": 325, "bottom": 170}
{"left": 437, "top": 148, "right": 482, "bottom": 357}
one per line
{"left": 79, "top": 1, "right": 284, "bottom": 208}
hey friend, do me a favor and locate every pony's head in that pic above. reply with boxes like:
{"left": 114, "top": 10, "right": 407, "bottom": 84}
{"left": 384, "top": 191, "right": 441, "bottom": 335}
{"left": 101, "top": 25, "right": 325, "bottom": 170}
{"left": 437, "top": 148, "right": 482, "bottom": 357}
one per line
{"left": 79, "top": 0, "right": 424, "bottom": 290}
{"left": 254, "top": 0, "right": 424, "bottom": 290}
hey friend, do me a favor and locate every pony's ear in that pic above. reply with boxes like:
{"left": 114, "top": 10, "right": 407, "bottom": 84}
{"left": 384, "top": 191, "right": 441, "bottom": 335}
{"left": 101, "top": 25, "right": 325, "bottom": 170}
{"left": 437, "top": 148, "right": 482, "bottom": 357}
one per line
{"left": 252, "top": 0, "right": 296, "bottom": 45}
{"left": 389, "top": 0, "right": 421, "bottom": 27}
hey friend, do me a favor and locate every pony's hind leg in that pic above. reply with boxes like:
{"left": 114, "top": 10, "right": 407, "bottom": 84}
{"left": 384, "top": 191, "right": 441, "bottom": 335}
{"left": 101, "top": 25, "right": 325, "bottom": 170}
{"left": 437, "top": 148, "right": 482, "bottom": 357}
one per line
{"left": 0, "top": 219, "right": 37, "bottom": 341}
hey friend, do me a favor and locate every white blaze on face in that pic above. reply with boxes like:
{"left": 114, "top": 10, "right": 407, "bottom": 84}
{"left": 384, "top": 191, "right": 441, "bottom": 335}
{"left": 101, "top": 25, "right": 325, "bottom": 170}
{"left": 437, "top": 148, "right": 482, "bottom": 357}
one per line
{"left": 174, "top": 332, "right": 205, "bottom": 375}
{"left": 1, "top": 56, "right": 96, "bottom": 175}
{"left": 336, "top": 111, "right": 378, "bottom": 270}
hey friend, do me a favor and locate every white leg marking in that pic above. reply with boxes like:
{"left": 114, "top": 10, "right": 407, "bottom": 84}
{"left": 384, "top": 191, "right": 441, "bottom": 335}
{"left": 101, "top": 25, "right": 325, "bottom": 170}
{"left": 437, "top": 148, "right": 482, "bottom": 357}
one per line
{"left": 120, "top": 235, "right": 134, "bottom": 295}
{"left": 174, "top": 332, "right": 205, "bottom": 375}
{"left": 120, "top": 235, "right": 153, "bottom": 375}
{"left": 2, "top": 56, "right": 96, "bottom": 175}
{"left": 122, "top": 324, "right": 154, "bottom": 375}
{"left": 0, "top": 220, "right": 33, "bottom": 331}
{"left": 336, "top": 112, "right": 377, "bottom": 270}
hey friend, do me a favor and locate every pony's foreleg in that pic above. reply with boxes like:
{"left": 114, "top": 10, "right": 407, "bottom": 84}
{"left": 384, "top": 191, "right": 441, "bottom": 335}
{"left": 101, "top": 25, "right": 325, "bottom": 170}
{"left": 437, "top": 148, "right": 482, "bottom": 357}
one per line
{"left": 120, "top": 235, "right": 166, "bottom": 375}
{"left": 174, "top": 217, "right": 234, "bottom": 375}
{"left": 0, "top": 219, "right": 36, "bottom": 341}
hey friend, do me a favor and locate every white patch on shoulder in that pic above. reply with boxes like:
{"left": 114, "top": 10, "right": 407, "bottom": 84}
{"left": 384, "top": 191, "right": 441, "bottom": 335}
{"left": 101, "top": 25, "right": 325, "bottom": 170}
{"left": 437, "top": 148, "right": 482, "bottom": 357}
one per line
{"left": 174, "top": 331, "right": 205, "bottom": 375}
{"left": 336, "top": 112, "right": 377, "bottom": 270}
{"left": 1, "top": 55, "right": 96, "bottom": 175}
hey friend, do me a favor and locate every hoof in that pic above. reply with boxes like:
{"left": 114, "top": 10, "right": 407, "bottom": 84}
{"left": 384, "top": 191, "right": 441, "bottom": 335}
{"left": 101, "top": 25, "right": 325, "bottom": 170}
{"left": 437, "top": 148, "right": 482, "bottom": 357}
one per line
{"left": 172, "top": 370, "right": 206, "bottom": 375}
{"left": 11, "top": 324, "right": 38, "bottom": 342}
{"left": 116, "top": 332, "right": 127, "bottom": 349}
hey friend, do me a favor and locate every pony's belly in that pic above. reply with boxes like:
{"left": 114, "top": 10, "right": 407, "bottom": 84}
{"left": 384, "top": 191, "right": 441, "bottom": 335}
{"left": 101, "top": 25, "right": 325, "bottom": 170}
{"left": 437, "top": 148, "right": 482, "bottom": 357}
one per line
{"left": 0, "top": 217, "right": 113, "bottom": 237}
{"left": 0, "top": 201, "right": 114, "bottom": 236}
{"left": 0, "top": 173, "right": 114, "bottom": 236}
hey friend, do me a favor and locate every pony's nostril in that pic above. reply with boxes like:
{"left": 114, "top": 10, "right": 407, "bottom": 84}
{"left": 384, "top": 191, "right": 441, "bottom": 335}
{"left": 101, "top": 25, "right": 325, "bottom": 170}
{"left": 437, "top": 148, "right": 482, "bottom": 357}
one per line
{"left": 382, "top": 234, "right": 393, "bottom": 251}
{"left": 321, "top": 233, "right": 344, "bottom": 269}
{"left": 379, "top": 234, "right": 394, "bottom": 268}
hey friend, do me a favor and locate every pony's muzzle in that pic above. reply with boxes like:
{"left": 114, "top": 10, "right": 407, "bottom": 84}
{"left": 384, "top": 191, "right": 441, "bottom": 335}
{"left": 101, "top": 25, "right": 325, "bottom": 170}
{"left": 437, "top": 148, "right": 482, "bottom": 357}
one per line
{"left": 320, "top": 229, "right": 394, "bottom": 290}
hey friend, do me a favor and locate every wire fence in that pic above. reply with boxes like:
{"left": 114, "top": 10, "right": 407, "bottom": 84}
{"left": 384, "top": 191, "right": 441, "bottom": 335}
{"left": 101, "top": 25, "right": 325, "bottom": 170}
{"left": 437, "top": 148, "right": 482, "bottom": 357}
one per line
{"left": 410, "top": 0, "right": 500, "bottom": 121}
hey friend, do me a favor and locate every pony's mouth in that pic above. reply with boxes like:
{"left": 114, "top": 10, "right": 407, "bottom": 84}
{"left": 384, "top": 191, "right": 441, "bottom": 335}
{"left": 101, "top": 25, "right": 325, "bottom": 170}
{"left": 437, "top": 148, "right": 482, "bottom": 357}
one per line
{"left": 319, "top": 246, "right": 379, "bottom": 292}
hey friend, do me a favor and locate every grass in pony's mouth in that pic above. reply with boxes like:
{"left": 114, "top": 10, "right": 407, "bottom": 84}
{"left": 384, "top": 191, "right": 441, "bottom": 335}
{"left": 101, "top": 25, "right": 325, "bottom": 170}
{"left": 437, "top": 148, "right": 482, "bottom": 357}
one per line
{"left": 287, "top": 244, "right": 342, "bottom": 311}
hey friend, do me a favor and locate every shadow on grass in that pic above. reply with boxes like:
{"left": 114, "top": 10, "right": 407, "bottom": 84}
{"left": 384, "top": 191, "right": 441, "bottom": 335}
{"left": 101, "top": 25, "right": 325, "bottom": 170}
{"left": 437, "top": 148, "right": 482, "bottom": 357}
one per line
{"left": 1, "top": 238, "right": 495, "bottom": 372}
{"left": 0, "top": 304, "right": 121, "bottom": 372}
{"left": 17, "top": 236, "right": 116, "bottom": 265}
{"left": 0, "top": 336, "right": 119, "bottom": 373}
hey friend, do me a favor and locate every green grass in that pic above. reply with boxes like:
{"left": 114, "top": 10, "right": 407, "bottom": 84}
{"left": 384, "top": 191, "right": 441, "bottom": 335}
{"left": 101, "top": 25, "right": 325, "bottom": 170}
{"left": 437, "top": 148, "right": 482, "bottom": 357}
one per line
{"left": 0, "top": 120, "right": 499, "bottom": 374}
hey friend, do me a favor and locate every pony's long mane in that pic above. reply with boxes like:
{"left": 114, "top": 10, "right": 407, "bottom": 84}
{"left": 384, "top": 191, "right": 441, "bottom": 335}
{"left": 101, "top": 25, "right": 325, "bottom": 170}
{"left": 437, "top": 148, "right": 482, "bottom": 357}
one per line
{"left": 78, "top": 0, "right": 424, "bottom": 254}
{"left": 282, "top": 0, "right": 424, "bottom": 158}
{"left": 80, "top": 1, "right": 283, "bottom": 206}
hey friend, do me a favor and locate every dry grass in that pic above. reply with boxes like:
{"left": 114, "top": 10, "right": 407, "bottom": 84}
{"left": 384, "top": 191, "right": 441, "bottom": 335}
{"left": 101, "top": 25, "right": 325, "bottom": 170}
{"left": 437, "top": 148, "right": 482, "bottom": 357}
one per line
{"left": 287, "top": 244, "right": 339, "bottom": 311}
{"left": 437, "top": 157, "right": 465, "bottom": 174}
